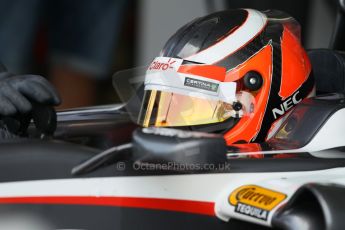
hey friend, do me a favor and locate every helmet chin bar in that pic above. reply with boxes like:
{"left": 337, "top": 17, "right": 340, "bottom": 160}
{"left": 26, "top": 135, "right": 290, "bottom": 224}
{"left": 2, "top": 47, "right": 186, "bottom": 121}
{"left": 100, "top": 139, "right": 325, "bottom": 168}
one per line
{"left": 175, "top": 116, "right": 240, "bottom": 134}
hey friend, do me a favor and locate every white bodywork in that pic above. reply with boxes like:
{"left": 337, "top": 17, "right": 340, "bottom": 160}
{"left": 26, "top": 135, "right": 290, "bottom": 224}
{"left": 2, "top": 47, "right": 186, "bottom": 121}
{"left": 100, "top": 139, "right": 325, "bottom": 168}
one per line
{"left": 0, "top": 167, "right": 344, "bottom": 228}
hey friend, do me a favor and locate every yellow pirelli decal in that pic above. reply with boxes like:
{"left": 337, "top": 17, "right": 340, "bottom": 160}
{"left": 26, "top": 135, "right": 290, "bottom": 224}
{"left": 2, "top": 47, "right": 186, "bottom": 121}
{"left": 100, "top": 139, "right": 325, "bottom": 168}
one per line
{"left": 229, "top": 185, "right": 287, "bottom": 211}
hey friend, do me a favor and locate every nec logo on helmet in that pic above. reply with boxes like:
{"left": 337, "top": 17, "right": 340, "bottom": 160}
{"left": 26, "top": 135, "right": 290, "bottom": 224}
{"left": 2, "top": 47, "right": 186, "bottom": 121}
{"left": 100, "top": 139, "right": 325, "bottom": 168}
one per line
{"left": 149, "top": 58, "right": 176, "bottom": 71}
{"left": 272, "top": 91, "right": 302, "bottom": 119}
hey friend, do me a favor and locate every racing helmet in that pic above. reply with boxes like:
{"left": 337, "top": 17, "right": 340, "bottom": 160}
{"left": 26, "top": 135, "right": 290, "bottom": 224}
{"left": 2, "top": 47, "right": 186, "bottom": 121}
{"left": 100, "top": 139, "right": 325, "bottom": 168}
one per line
{"left": 138, "top": 9, "right": 315, "bottom": 144}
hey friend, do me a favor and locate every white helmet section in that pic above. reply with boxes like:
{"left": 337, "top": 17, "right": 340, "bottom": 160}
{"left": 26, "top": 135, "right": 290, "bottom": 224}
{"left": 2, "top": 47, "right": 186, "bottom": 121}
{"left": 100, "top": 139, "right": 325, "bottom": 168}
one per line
{"left": 145, "top": 57, "right": 237, "bottom": 103}
{"left": 185, "top": 9, "right": 268, "bottom": 64}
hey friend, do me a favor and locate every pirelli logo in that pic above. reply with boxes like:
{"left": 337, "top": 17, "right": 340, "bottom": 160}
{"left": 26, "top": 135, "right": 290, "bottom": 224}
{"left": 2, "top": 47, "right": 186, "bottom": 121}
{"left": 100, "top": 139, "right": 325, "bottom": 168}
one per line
{"left": 184, "top": 77, "right": 219, "bottom": 92}
{"left": 229, "top": 185, "right": 287, "bottom": 221}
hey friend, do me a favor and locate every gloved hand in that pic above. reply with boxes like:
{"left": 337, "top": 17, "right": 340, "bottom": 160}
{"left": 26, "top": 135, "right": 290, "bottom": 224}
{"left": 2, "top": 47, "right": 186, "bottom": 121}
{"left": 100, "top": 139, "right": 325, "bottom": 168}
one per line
{"left": 0, "top": 71, "right": 61, "bottom": 115}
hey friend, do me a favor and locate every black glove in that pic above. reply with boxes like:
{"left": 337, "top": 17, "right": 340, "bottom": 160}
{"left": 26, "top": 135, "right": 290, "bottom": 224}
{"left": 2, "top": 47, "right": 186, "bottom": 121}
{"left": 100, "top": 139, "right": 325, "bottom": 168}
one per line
{"left": 0, "top": 72, "right": 61, "bottom": 115}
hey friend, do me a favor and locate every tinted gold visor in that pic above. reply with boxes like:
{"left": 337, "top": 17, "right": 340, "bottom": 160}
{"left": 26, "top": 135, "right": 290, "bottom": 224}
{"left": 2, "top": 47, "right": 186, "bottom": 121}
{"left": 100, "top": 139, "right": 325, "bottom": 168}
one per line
{"left": 138, "top": 90, "right": 235, "bottom": 127}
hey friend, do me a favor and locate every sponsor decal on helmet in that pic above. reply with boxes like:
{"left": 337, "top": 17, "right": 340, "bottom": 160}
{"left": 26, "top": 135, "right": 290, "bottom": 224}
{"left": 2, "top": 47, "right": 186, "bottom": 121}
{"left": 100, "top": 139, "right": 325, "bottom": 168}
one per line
{"left": 229, "top": 185, "right": 286, "bottom": 221}
{"left": 272, "top": 91, "right": 302, "bottom": 119}
{"left": 184, "top": 77, "right": 219, "bottom": 92}
{"left": 148, "top": 57, "right": 182, "bottom": 71}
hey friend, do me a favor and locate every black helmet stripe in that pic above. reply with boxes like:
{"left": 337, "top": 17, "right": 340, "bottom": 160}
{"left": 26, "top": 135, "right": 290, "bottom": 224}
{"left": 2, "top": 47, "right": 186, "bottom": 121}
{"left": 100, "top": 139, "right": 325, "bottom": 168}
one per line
{"left": 214, "top": 33, "right": 265, "bottom": 71}
{"left": 185, "top": 9, "right": 267, "bottom": 63}
{"left": 161, "top": 9, "right": 255, "bottom": 60}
